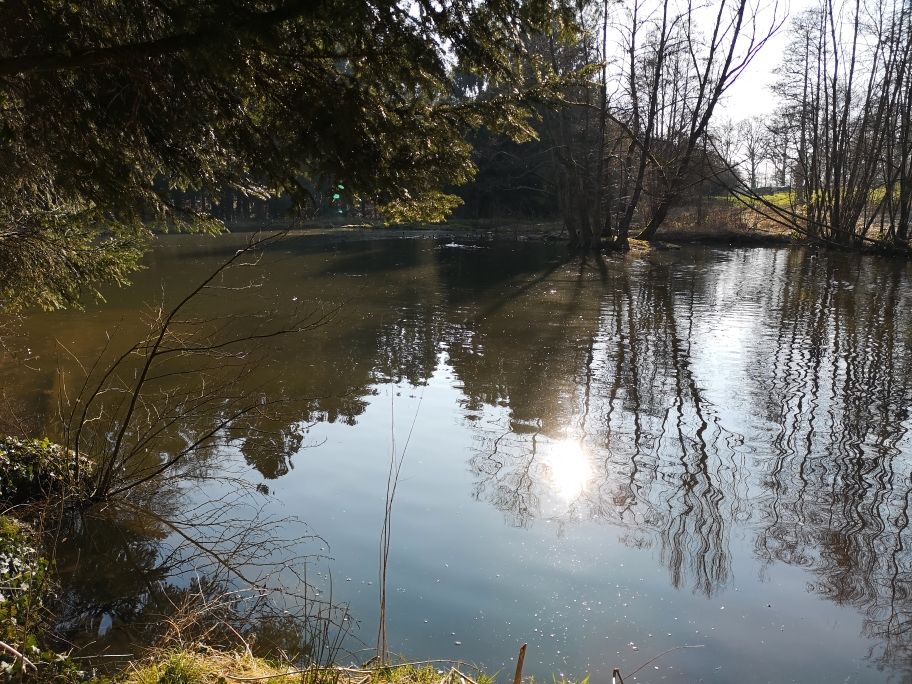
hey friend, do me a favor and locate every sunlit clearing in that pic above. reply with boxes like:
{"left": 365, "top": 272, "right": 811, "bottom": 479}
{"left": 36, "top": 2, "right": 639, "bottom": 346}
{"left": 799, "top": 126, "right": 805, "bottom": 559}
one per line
{"left": 543, "top": 439, "right": 593, "bottom": 501}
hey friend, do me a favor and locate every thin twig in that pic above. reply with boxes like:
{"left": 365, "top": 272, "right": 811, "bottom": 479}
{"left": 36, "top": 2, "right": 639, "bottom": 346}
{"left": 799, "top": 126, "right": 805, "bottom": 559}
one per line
{"left": 624, "top": 644, "right": 705, "bottom": 678}
{"left": 0, "top": 640, "right": 36, "bottom": 672}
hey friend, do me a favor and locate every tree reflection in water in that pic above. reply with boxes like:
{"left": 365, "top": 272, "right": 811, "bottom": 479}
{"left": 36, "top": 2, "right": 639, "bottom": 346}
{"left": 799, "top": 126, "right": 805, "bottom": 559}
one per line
{"left": 459, "top": 254, "right": 746, "bottom": 598}
{"left": 49, "top": 479, "right": 350, "bottom": 665}
{"left": 456, "top": 248, "right": 912, "bottom": 671}
{"left": 6, "top": 237, "right": 912, "bottom": 674}
{"left": 752, "top": 250, "right": 912, "bottom": 669}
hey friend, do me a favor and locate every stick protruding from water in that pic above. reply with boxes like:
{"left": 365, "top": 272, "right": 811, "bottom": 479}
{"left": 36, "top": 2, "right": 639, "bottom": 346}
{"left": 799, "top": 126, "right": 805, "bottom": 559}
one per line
{"left": 513, "top": 643, "right": 527, "bottom": 684}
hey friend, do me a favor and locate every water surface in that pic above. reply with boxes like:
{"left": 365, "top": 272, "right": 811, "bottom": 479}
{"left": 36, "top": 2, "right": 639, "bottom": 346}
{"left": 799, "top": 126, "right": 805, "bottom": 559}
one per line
{"left": 4, "top": 233, "right": 912, "bottom": 683}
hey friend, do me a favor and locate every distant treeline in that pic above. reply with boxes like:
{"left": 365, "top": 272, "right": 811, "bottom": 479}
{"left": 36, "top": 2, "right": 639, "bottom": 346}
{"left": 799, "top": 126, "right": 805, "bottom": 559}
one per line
{"left": 161, "top": 134, "right": 739, "bottom": 227}
{"left": 450, "top": 129, "right": 739, "bottom": 223}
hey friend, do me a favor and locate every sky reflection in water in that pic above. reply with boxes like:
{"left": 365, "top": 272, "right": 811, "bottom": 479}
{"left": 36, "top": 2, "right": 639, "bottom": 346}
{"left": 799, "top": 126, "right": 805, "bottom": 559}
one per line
{"left": 4, "top": 235, "right": 912, "bottom": 683}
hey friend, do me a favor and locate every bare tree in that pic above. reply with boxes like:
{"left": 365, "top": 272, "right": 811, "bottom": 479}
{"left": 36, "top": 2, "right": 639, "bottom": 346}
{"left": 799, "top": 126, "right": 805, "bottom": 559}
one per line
{"left": 740, "top": 0, "right": 912, "bottom": 250}
{"left": 738, "top": 117, "right": 766, "bottom": 190}
{"left": 634, "top": 0, "right": 783, "bottom": 239}
{"left": 534, "top": 0, "right": 781, "bottom": 248}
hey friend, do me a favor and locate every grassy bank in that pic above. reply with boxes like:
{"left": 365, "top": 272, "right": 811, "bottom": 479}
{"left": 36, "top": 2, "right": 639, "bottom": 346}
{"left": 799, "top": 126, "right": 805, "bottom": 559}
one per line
{"left": 123, "top": 648, "right": 303, "bottom": 684}
{"left": 409, "top": 210, "right": 791, "bottom": 245}
{"left": 124, "top": 651, "right": 498, "bottom": 684}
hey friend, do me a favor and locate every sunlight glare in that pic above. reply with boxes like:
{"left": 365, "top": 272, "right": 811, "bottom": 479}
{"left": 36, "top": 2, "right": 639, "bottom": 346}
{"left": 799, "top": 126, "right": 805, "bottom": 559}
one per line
{"left": 543, "top": 439, "right": 593, "bottom": 501}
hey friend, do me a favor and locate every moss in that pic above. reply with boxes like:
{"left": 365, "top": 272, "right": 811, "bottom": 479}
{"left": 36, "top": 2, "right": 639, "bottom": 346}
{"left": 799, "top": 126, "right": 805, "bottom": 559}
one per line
{"left": 0, "top": 436, "right": 92, "bottom": 506}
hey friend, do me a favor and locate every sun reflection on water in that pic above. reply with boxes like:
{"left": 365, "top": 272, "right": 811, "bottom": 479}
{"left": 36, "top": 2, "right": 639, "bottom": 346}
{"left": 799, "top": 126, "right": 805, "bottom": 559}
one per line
{"left": 542, "top": 438, "right": 593, "bottom": 500}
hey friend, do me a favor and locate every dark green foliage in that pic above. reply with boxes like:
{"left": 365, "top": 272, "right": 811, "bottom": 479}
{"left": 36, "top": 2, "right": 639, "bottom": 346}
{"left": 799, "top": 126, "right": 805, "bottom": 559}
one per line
{"left": 0, "top": 0, "right": 559, "bottom": 311}
{"left": 454, "top": 126, "right": 560, "bottom": 220}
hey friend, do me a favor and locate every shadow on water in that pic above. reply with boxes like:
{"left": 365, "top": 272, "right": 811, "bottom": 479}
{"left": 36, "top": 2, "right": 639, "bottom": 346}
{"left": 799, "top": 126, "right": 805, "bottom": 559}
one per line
{"left": 5, "top": 236, "right": 912, "bottom": 677}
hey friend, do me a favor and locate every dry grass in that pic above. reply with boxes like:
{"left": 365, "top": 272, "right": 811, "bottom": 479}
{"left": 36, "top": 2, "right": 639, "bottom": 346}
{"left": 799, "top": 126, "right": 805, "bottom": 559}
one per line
{"left": 653, "top": 204, "right": 793, "bottom": 243}
{"left": 123, "top": 647, "right": 303, "bottom": 683}
{"left": 121, "top": 649, "right": 498, "bottom": 684}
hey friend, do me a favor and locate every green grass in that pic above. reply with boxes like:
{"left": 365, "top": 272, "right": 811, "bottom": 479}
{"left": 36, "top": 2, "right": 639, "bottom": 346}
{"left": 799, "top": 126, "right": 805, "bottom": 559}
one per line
{"left": 712, "top": 191, "right": 797, "bottom": 208}
{"left": 758, "top": 190, "right": 795, "bottom": 207}
{"left": 366, "top": 663, "right": 497, "bottom": 684}
{"left": 734, "top": 186, "right": 899, "bottom": 209}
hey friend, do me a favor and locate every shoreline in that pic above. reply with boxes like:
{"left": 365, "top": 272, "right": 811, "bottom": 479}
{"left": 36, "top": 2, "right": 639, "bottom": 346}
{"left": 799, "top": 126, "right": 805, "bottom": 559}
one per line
{"left": 212, "top": 216, "right": 796, "bottom": 249}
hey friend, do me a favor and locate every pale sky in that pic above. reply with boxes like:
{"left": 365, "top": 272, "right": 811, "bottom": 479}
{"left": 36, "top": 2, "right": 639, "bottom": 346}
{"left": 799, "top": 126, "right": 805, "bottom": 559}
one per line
{"left": 717, "top": 0, "right": 814, "bottom": 121}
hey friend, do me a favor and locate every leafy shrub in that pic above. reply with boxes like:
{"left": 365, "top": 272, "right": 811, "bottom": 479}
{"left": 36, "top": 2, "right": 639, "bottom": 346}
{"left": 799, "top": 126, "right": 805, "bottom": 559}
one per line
{"left": 0, "top": 437, "right": 91, "bottom": 505}
{"left": 0, "top": 516, "right": 99, "bottom": 682}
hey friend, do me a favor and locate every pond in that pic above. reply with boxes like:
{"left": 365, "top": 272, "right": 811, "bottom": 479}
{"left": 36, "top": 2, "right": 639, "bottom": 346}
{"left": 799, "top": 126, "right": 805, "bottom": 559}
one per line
{"left": 3, "top": 231, "right": 912, "bottom": 683}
